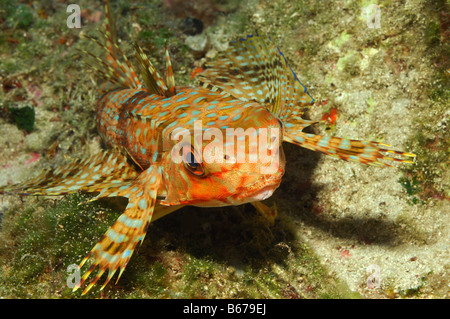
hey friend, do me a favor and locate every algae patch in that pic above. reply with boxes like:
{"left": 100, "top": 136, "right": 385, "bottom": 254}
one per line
{"left": 6, "top": 104, "right": 35, "bottom": 133}
{"left": 0, "top": 194, "right": 122, "bottom": 298}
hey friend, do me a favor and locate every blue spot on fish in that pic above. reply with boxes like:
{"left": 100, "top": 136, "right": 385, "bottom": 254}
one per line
{"left": 339, "top": 139, "right": 351, "bottom": 150}
{"left": 138, "top": 198, "right": 148, "bottom": 210}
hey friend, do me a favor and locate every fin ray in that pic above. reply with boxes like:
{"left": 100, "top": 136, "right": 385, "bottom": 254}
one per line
{"left": 133, "top": 43, "right": 168, "bottom": 95}
{"left": 198, "top": 32, "right": 314, "bottom": 118}
{"left": 74, "top": 165, "right": 162, "bottom": 294}
{"left": 284, "top": 129, "right": 416, "bottom": 167}
{"left": 0, "top": 149, "right": 139, "bottom": 196}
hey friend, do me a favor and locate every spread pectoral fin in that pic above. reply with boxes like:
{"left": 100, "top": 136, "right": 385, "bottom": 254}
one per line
{"left": 0, "top": 149, "right": 139, "bottom": 196}
{"left": 198, "top": 32, "right": 314, "bottom": 117}
{"left": 284, "top": 129, "right": 416, "bottom": 167}
{"left": 74, "top": 165, "right": 163, "bottom": 295}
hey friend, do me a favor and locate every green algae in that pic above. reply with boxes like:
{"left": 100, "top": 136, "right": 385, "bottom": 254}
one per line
{"left": 3, "top": 3, "right": 34, "bottom": 31}
{"left": 401, "top": 0, "right": 449, "bottom": 203}
{"left": 0, "top": 194, "right": 122, "bottom": 298}
{"left": 0, "top": 193, "right": 355, "bottom": 298}
{"left": 6, "top": 104, "right": 35, "bottom": 132}
{"left": 336, "top": 50, "right": 361, "bottom": 76}
{"left": 398, "top": 176, "right": 422, "bottom": 205}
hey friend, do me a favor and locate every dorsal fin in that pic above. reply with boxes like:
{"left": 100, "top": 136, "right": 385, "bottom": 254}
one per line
{"left": 133, "top": 43, "right": 169, "bottom": 96}
{"left": 104, "top": 0, "right": 118, "bottom": 55}
{"left": 80, "top": 31, "right": 142, "bottom": 91}
{"left": 165, "top": 45, "right": 176, "bottom": 96}
{"left": 197, "top": 31, "right": 314, "bottom": 118}
{"left": 80, "top": 0, "right": 176, "bottom": 97}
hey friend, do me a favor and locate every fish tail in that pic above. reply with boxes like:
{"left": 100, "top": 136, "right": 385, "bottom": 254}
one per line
{"left": 284, "top": 130, "right": 416, "bottom": 167}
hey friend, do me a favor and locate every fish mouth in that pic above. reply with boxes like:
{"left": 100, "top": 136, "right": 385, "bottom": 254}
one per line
{"left": 237, "top": 176, "right": 282, "bottom": 203}
{"left": 248, "top": 183, "right": 279, "bottom": 201}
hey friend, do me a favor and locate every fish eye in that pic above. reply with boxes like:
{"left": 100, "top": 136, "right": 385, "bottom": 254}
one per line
{"left": 183, "top": 146, "right": 204, "bottom": 176}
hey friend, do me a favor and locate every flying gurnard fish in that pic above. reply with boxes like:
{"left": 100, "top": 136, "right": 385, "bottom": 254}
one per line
{"left": 0, "top": 2, "right": 415, "bottom": 294}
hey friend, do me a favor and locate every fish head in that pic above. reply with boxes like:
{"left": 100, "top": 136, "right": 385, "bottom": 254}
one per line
{"left": 160, "top": 104, "right": 285, "bottom": 206}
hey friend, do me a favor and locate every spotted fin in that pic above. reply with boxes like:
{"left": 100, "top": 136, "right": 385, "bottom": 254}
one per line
{"left": 284, "top": 129, "right": 416, "bottom": 167}
{"left": 198, "top": 31, "right": 314, "bottom": 118}
{"left": 81, "top": 0, "right": 175, "bottom": 97}
{"left": 79, "top": 1, "right": 140, "bottom": 90}
{"left": 0, "top": 149, "right": 139, "bottom": 196}
{"left": 165, "top": 45, "right": 176, "bottom": 96}
{"left": 74, "top": 165, "right": 163, "bottom": 295}
{"left": 134, "top": 43, "right": 169, "bottom": 96}
{"left": 81, "top": 32, "right": 142, "bottom": 91}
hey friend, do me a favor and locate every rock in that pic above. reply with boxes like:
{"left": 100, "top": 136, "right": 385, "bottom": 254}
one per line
{"left": 185, "top": 33, "right": 209, "bottom": 58}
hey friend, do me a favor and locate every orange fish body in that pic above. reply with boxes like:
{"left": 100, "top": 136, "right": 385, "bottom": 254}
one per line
{"left": 96, "top": 86, "right": 285, "bottom": 208}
